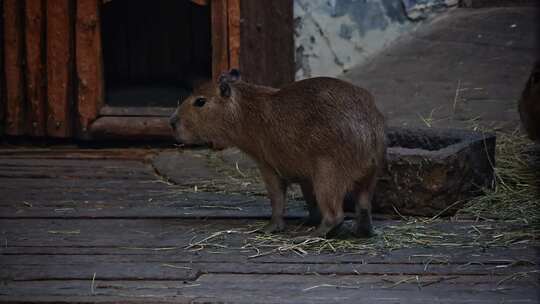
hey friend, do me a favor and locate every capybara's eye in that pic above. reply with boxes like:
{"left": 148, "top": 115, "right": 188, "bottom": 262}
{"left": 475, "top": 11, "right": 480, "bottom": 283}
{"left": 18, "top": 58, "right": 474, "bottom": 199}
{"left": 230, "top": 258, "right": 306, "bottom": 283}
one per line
{"left": 193, "top": 97, "right": 207, "bottom": 107}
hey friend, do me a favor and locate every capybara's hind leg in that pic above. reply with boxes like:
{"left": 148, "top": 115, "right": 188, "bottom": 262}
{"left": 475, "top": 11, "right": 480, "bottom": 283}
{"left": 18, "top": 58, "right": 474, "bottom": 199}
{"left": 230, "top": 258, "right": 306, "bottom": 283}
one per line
{"left": 312, "top": 163, "right": 346, "bottom": 238}
{"left": 300, "top": 182, "right": 322, "bottom": 226}
{"left": 258, "top": 163, "right": 287, "bottom": 233}
{"left": 313, "top": 187, "right": 346, "bottom": 238}
{"left": 353, "top": 177, "right": 376, "bottom": 237}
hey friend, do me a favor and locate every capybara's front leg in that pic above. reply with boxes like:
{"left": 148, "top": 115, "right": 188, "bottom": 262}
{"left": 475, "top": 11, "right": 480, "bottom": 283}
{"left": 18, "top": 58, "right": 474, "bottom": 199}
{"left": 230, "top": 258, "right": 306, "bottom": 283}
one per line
{"left": 258, "top": 164, "right": 287, "bottom": 233}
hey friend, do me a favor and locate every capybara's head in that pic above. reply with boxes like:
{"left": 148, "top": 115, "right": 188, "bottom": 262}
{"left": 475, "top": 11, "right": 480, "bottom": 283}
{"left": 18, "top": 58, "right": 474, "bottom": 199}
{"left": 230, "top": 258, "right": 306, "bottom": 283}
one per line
{"left": 169, "top": 69, "right": 241, "bottom": 150}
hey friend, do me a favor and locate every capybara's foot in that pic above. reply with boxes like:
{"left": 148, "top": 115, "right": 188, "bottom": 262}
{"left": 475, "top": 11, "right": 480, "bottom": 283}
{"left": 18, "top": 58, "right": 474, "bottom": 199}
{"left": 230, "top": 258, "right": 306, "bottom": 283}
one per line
{"left": 302, "top": 207, "right": 322, "bottom": 227}
{"left": 354, "top": 223, "right": 375, "bottom": 238}
{"left": 355, "top": 209, "right": 375, "bottom": 238}
{"left": 263, "top": 218, "right": 286, "bottom": 234}
{"left": 314, "top": 218, "right": 345, "bottom": 239}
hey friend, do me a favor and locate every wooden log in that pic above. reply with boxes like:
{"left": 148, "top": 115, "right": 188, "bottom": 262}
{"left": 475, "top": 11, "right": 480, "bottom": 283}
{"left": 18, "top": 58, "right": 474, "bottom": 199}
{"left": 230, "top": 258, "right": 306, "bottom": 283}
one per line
{"left": 239, "top": 0, "right": 294, "bottom": 87}
{"left": 227, "top": 0, "right": 240, "bottom": 70}
{"left": 24, "top": 0, "right": 46, "bottom": 137}
{"left": 46, "top": 0, "right": 73, "bottom": 138}
{"left": 211, "top": 0, "right": 229, "bottom": 80}
{"left": 89, "top": 117, "right": 173, "bottom": 140}
{"left": 99, "top": 106, "right": 175, "bottom": 117}
{"left": 3, "top": 0, "right": 26, "bottom": 136}
{"left": 76, "top": 0, "right": 104, "bottom": 139}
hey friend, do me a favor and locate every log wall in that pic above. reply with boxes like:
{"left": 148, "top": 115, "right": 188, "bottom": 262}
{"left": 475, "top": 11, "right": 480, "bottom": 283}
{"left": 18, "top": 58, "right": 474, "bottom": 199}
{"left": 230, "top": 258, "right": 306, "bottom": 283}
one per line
{"left": 24, "top": 0, "right": 46, "bottom": 137}
{"left": 1, "top": 0, "right": 294, "bottom": 140}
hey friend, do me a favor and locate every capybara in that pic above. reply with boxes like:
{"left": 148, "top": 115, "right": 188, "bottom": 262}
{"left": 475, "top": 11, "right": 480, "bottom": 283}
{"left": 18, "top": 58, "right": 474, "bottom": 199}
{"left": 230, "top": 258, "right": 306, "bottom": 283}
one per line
{"left": 169, "top": 70, "right": 386, "bottom": 238}
{"left": 519, "top": 62, "right": 540, "bottom": 141}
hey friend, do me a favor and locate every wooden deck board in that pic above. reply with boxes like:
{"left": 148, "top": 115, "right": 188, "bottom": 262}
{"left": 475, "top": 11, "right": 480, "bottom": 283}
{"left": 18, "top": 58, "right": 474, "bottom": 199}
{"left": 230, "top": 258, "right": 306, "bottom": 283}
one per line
{"left": 1, "top": 275, "right": 538, "bottom": 304}
{"left": 0, "top": 149, "right": 538, "bottom": 303}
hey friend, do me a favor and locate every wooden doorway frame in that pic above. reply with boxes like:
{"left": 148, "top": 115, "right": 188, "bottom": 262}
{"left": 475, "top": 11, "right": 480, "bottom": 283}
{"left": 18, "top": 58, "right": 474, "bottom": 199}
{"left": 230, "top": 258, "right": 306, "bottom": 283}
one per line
{"left": 77, "top": 0, "right": 240, "bottom": 141}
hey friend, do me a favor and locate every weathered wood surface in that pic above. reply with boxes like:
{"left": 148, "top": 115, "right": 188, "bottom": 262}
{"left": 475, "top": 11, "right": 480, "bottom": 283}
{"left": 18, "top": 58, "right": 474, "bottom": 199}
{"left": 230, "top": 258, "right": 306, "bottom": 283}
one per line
{"left": 1, "top": 274, "right": 537, "bottom": 303}
{"left": 89, "top": 117, "right": 174, "bottom": 140}
{"left": 3, "top": 0, "right": 26, "bottom": 135}
{"left": 211, "top": 0, "right": 229, "bottom": 79}
{"left": 239, "top": 0, "right": 294, "bottom": 87}
{"left": 0, "top": 149, "right": 538, "bottom": 303}
{"left": 99, "top": 106, "right": 175, "bottom": 117}
{"left": 76, "top": 0, "right": 104, "bottom": 138}
{"left": 46, "top": 0, "right": 73, "bottom": 138}
{"left": 24, "top": 0, "right": 46, "bottom": 137}
{"left": 227, "top": 0, "right": 241, "bottom": 70}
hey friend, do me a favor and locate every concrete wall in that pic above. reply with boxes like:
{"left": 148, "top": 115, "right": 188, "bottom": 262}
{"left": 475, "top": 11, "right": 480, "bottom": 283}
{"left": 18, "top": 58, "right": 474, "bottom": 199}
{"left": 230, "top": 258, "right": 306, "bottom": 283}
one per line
{"left": 294, "top": 0, "right": 457, "bottom": 79}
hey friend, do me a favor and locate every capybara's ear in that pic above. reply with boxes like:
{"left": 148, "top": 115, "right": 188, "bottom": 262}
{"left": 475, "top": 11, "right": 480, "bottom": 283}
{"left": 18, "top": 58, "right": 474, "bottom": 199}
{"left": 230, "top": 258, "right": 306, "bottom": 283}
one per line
{"left": 219, "top": 81, "right": 232, "bottom": 98}
{"left": 218, "top": 72, "right": 229, "bottom": 85}
{"left": 228, "top": 69, "right": 241, "bottom": 81}
{"left": 218, "top": 69, "right": 241, "bottom": 84}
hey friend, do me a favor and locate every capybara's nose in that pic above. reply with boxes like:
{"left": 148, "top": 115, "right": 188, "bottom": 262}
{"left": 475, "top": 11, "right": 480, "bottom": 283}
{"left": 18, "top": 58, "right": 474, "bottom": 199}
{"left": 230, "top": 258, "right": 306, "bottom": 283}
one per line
{"left": 169, "top": 115, "right": 179, "bottom": 130}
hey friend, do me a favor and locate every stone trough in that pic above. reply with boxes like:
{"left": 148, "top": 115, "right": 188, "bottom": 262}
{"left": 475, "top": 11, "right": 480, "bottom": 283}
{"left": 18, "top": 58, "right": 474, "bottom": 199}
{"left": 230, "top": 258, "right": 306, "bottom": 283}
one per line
{"left": 153, "top": 127, "right": 496, "bottom": 217}
{"left": 373, "top": 127, "right": 496, "bottom": 216}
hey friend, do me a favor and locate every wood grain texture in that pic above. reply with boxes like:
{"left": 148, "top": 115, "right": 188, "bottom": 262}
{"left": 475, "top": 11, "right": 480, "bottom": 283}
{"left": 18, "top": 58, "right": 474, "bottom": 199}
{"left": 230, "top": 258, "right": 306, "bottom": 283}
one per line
{"left": 89, "top": 116, "right": 173, "bottom": 140}
{"left": 24, "top": 0, "right": 46, "bottom": 137}
{"left": 1, "top": 275, "right": 537, "bottom": 304}
{"left": 46, "top": 0, "right": 73, "bottom": 138}
{"left": 0, "top": 151, "right": 538, "bottom": 303}
{"left": 99, "top": 106, "right": 175, "bottom": 117}
{"left": 211, "top": 0, "right": 229, "bottom": 80}
{"left": 3, "top": 0, "right": 26, "bottom": 135}
{"left": 227, "top": 0, "right": 240, "bottom": 70}
{"left": 239, "top": 0, "right": 294, "bottom": 87}
{"left": 76, "top": 0, "right": 104, "bottom": 138}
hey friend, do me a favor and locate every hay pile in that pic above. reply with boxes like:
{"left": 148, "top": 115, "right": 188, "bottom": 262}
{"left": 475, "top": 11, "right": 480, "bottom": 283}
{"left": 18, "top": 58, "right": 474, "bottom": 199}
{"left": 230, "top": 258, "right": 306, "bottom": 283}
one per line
{"left": 184, "top": 217, "right": 537, "bottom": 257}
{"left": 457, "top": 131, "right": 539, "bottom": 229}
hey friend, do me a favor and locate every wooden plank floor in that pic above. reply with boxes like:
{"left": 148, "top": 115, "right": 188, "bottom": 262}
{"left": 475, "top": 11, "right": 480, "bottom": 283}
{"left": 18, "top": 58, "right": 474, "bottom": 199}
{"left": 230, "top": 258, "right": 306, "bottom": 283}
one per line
{"left": 0, "top": 148, "right": 538, "bottom": 303}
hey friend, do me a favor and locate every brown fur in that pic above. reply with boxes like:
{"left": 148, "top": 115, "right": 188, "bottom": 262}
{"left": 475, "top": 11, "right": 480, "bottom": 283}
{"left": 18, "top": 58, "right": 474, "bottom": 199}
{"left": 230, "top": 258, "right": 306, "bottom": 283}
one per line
{"left": 519, "top": 62, "right": 540, "bottom": 141}
{"left": 170, "top": 71, "right": 386, "bottom": 237}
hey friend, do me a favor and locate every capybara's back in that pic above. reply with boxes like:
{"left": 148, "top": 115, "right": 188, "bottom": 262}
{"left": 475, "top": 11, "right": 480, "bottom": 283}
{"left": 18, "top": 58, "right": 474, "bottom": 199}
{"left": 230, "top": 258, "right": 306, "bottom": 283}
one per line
{"left": 170, "top": 70, "right": 386, "bottom": 237}
{"left": 235, "top": 77, "right": 385, "bottom": 185}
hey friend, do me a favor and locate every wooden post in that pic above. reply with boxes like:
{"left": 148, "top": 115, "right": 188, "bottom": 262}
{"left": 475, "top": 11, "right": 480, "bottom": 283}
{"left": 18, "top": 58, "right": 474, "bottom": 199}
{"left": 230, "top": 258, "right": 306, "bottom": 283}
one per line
{"left": 76, "top": 0, "right": 104, "bottom": 139}
{"left": 46, "top": 0, "right": 73, "bottom": 138}
{"left": 211, "top": 0, "right": 229, "bottom": 80}
{"left": 239, "top": 0, "right": 294, "bottom": 87}
{"left": 227, "top": 0, "right": 240, "bottom": 70}
{"left": 3, "top": 0, "right": 26, "bottom": 136}
{"left": 25, "top": 0, "right": 46, "bottom": 137}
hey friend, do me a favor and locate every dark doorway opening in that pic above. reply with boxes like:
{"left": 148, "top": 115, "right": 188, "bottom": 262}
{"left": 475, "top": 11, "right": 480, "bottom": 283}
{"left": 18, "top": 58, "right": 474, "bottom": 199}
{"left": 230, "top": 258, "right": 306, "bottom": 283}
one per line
{"left": 101, "top": 0, "right": 211, "bottom": 108}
